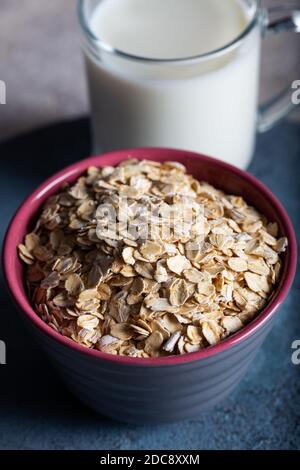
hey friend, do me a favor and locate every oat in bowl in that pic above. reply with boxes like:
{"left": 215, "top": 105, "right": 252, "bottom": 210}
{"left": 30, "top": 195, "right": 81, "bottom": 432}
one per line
{"left": 3, "top": 149, "right": 297, "bottom": 424}
{"left": 17, "top": 159, "right": 288, "bottom": 358}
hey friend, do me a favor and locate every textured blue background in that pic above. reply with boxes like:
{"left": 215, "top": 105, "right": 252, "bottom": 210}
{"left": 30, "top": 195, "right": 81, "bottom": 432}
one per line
{"left": 0, "top": 120, "right": 299, "bottom": 450}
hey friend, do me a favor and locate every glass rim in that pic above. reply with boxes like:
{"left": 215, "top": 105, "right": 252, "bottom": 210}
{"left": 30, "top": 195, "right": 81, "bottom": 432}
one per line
{"left": 78, "top": 0, "right": 262, "bottom": 64}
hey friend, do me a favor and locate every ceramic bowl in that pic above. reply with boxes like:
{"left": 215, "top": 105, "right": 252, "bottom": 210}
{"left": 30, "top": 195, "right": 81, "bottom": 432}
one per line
{"left": 3, "top": 148, "right": 297, "bottom": 424}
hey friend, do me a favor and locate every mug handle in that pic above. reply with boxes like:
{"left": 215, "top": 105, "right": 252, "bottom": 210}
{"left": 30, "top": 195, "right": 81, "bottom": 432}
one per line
{"left": 257, "top": 5, "right": 300, "bottom": 133}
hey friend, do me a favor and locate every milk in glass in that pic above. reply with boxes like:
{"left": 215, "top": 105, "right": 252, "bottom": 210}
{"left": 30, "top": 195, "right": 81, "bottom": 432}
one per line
{"left": 84, "top": 0, "right": 261, "bottom": 168}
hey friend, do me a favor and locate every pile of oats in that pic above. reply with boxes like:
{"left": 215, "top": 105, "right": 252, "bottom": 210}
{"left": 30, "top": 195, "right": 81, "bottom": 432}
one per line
{"left": 18, "top": 159, "right": 288, "bottom": 357}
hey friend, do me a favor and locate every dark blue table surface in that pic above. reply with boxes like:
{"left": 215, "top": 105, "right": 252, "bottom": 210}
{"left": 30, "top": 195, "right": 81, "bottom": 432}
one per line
{"left": 0, "top": 119, "right": 299, "bottom": 450}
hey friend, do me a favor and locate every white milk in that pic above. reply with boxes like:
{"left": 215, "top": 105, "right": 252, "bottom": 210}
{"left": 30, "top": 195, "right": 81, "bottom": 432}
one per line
{"left": 83, "top": 0, "right": 261, "bottom": 168}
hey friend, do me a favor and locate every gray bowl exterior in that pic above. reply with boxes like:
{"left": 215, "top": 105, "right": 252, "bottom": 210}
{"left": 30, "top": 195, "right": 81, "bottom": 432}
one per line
{"left": 25, "top": 312, "right": 276, "bottom": 424}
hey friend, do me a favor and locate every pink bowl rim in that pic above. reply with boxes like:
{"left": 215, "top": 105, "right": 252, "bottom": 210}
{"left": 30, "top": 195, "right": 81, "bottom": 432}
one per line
{"left": 2, "top": 148, "right": 297, "bottom": 366}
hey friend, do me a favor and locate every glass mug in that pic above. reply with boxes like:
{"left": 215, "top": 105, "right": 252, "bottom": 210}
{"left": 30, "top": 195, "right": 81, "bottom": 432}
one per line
{"left": 78, "top": 0, "right": 300, "bottom": 169}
